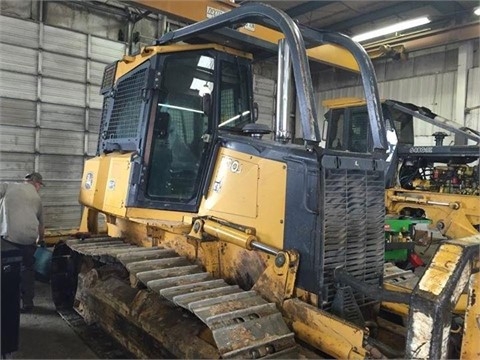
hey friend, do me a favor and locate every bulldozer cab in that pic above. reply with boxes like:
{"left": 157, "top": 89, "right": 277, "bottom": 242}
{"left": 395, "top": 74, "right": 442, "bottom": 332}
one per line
{"left": 147, "top": 51, "right": 254, "bottom": 202}
{"left": 90, "top": 3, "right": 390, "bottom": 314}
{"left": 324, "top": 98, "right": 414, "bottom": 154}
{"left": 99, "top": 46, "right": 255, "bottom": 212}
{"left": 323, "top": 97, "right": 480, "bottom": 190}
{"left": 95, "top": 2, "right": 389, "bottom": 216}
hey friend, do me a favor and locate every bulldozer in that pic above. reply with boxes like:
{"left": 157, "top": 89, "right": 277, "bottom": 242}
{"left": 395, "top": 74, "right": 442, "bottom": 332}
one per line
{"left": 50, "top": 3, "right": 479, "bottom": 359}
{"left": 322, "top": 97, "right": 480, "bottom": 240}
{"left": 322, "top": 96, "right": 480, "bottom": 355}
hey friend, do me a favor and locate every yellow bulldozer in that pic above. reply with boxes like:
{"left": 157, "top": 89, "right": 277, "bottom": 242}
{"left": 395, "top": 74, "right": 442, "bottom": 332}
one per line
{"left": 50, "top": 3, "right": 479, "bottom": 359}
{"left": 322, "top": 96, "right": 480, "bottom": 241}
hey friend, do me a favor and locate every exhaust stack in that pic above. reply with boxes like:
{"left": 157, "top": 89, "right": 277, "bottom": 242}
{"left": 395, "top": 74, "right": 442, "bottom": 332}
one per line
{"left": 275, "top": 39, "right": 293, "bottom": 142}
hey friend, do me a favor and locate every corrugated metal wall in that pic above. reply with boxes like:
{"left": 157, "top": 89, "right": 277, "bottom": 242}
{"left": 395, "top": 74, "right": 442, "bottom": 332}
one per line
{"left": 316, "top": 72, "right": 466, "bottom": 145}
{"left": 466, "top": 67, "right": 480, "bottom": 135}
{"left": 0, "top": 15, "right": 125, "bottom": 228}
{"left": 315, "top": 44, "right": 479, "bottom": 146}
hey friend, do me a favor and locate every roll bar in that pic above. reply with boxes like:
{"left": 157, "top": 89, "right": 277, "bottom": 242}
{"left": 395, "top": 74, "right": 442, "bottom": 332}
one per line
{"left": 157, "top": 3, "right": 387, "bottom": 151}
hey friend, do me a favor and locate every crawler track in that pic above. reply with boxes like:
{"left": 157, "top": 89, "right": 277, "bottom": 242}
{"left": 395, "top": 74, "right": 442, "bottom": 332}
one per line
{"left": 57, "top": 307, "right": 134, "bottom": 359}
{"left": 60, "top": 236, "right": 298, "bottom": 359}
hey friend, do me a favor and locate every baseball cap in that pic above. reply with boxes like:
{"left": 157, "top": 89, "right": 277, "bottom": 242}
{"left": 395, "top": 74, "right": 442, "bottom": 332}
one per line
{"left": 25, "top": 172, "right": 44, "bottom": 186}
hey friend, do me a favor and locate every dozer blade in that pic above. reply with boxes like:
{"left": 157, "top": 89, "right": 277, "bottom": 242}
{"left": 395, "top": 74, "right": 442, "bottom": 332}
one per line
{"left": 63, "top": 237, "right": 298, "bottom": 358}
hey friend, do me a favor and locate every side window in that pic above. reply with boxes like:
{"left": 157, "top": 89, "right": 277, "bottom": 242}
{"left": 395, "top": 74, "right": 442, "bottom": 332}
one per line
{"left": 146, "top": 54, "right": 213, "bottom": 201}
{"left": 327, "top": 110, "right": 345, "bottom": 150}
{"left": 390, "top": 108, "right": 414, "bottom": 145}
{"left": 326, "top": 107, "right": 371, "bottom": 153}
{"left": 348, "top": 110, "right": 370, "bottom": 153}
{"left": 218, "top": 60, "right": 252, "bottom": 130}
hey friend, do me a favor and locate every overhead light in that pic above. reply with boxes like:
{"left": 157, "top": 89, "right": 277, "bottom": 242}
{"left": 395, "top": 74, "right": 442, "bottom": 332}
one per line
{"left": 352, "top": 16, "right": 431, "bottom": 42}
{"left": 474, "top": 8, "right": 480, "bottom": 16}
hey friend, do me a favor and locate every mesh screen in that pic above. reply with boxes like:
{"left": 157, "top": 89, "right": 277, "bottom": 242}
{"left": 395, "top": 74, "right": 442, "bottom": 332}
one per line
{"left": 321, "top": 168, "right": 385, "bottom": 309}
{"left": 220, "top": 88, "right": 235, "bottom": 122}
{"left": 105, "top": 68, "right": 147, "bottom": 140}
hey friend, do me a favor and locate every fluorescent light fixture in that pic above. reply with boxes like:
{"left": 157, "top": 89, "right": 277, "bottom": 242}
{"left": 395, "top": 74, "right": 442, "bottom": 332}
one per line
{"left": 474, "top": 7, "right": 480, "bottom": 16}
{"left": 352, "top": 16, "right": 431, "bottom": 42}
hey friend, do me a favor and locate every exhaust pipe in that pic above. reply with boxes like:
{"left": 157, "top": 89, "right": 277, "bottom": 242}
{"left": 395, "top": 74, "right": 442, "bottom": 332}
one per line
{"left": 275, "top": 39, "right": 293, "bottom": 143}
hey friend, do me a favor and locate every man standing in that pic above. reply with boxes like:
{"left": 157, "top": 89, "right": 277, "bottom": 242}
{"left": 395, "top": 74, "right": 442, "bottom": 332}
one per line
{"left": 0, "top": 172, "right": 45, "bottom": 312}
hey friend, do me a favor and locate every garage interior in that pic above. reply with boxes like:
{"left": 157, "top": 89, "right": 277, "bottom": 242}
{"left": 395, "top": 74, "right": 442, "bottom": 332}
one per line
{"left": 0, "top": 0, "right": 479, "bottom": 359}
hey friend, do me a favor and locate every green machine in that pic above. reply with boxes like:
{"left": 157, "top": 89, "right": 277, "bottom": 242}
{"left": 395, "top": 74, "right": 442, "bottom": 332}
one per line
{"left": 384, "top": 216, "right": 431, "bottom": 264}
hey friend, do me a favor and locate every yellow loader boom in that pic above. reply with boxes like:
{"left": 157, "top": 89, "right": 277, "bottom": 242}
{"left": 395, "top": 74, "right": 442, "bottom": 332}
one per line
{"left": 386, "top": 188, "right": 480, "bottom": 239}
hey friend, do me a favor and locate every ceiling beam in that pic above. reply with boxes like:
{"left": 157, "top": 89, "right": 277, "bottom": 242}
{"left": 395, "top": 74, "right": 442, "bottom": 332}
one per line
{"left": 429, "top": 1, "right": 463, "bottom": 15}
{"left": 285, "top": 1, "right": 335, "bottom": 18}
{"left": 328, "top": 1, "right": 429, "bottom": 32}
{"left": 363, "top": 21, "right": 480, "bottom": 53}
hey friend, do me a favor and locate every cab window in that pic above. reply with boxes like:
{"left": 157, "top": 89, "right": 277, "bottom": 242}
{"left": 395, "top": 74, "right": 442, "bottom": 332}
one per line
{"left": 218, "top": 60, "right": 252, "bottom": 131}
{"left": 326, "top": 107, "right": 371, "bottom": 153}
{"left": 146, "top": 53, "right": 213, "bottom": 201}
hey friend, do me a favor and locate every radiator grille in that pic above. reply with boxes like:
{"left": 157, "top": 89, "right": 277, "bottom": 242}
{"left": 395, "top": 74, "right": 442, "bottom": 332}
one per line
{"left": 321, "top": 168, "right": 385, "bottom": 309}
{"left": 105, "top": 68, "right": 147, "bottom": 141}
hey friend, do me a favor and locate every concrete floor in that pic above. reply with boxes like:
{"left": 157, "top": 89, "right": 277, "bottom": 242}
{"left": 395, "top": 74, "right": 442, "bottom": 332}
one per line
{"left": 14, "top": 280, "right": 97, "bottom": 359}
